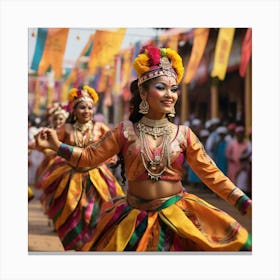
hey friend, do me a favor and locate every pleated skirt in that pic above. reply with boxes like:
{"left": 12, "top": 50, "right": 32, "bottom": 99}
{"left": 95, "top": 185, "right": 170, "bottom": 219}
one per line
{"left": 80, "top": 192, "right": 252, "bottom": 252}
{"left": 36, "top": 156, "right": 125, "bottom": 250}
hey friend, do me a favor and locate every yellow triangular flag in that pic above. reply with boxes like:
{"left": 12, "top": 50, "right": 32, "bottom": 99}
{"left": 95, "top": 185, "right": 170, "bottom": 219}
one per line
{"left": 211, "top": 28, "right": 235, "bottom": 80}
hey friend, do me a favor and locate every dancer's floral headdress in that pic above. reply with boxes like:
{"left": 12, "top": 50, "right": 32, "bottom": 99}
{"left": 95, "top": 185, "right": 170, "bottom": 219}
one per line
{"left": 52, "top": 106, "right": 69, "bottom": 119}
{"left": 47, "top": 102, "right": 69, "bottom": 120}
{"left": 133, "top": 45, "right": 184, "bottom": 86}
{"left": 68, "top": 85, "right": 99, "bottom": 108}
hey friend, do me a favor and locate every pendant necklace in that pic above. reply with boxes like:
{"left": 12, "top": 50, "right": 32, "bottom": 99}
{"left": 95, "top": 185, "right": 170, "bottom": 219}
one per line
{"left": 73, "top": 120, "right": 94, "bottom": 147}
{"left": 137, "top": 117, "right": 173, "bottom": 181}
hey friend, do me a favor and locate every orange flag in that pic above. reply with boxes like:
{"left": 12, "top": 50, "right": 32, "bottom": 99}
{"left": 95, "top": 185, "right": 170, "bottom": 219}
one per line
{"left": 88, "top": 28, "right": 126, "bottom": 73}
{"left": 183, "top": 28, "right": 209, "bottom": 84}
{"left": 239, "top": 28, "right": 252, "bottom": 77}
{"left": 38, "top": 28, "right": 69, "bottom": 79}
{"left": 211, "top": 28, "right": 235, "bottom": 80}
{"left": 96, "top": 66, "right": 108, "bottom": 93}
{"left": 121, "top": 49, "right": 133, "bottom": 88}
{"left": 113, "top": 54, "right": 122, "bottom": 95}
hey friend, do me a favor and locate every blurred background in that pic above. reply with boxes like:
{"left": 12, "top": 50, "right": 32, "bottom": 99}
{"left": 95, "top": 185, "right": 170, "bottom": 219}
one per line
{"left": 28, "top": 27, "right": 252, "bottom": 133}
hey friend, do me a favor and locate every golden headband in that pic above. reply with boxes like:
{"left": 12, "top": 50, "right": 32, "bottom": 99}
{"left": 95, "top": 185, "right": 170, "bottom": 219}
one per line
{"left": 68, "top": 85, "right": 99, "bottom": 108}
{"left": 138, "top": 57, "right": 177, "bottom": 85}
{"left": 72, "top": 90, "right": 94, "bottom": 107}
{"left": 133, "top": 46, "right": 184, "bottom": 86}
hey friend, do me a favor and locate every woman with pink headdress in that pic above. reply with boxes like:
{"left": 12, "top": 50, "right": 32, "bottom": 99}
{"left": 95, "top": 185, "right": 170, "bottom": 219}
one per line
{"left": 36, "top": 46, "right": 252, "bottom": 252}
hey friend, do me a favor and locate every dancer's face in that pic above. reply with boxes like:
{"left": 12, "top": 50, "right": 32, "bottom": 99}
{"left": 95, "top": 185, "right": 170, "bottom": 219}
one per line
{"left": 142, "top": 75, "right": 179, "bottom": 119}
{"left": 52, "top": 114, "right": 67, "bottom": 128}
{"left": 74, "top": 101, "right": 94, "bottom": 123}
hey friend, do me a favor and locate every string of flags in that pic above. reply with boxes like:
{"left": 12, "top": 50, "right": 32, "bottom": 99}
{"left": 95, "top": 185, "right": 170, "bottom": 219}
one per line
{"left": 29, "top": 27, "right": 252, "bottom": 113}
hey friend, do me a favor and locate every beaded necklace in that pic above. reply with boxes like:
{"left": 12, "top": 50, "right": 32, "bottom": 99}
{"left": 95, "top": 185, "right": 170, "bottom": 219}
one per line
{"left": 73, "top": 120, "right": 94, "bottom": 147}
{"left": 137, "top": 117, "right": 173, "bottom": 181}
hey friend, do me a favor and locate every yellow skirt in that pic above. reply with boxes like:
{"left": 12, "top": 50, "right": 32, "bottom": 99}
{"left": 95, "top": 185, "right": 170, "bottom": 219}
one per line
{"left": 81, "top": 192, "right": 251, "bottom": 252}
{"left": 35, "top": 155, "right": 125, "bottom": 250}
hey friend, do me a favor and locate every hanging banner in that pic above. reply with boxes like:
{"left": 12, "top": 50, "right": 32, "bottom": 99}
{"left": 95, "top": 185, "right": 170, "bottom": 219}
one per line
{"left": 38, "top": 28, "right": 69, "bottom": 79}
{"left": 31, "top": 28, "right": 48, "bottom": 71}
{"left": 239, "top": 28, "right": 252, "bottom": 77}
{"left": 96, "top": 66, "right": 108, "bottom": 93}
{"left": 131, "top": 41, "right": 141, "bottom": 80}
{"left": 113, "top": 55, "right": 122, "bottom": 95}
{"left": 121, "top": 49, "right": 132, "bottom": 88}
{"left": 183, "top": 28, "right": 209, "bottom": 84}
{"left": 82, "top": 34, "right": 95, "bottom": 57}
{"left": 211, "top": 28, "right": 235, "bottom": 80}
{"left": 63, "top": 33, "right": 94, "bottom": 88}
{"left": 88, "top": 28, "right": 126, "bottom": 73}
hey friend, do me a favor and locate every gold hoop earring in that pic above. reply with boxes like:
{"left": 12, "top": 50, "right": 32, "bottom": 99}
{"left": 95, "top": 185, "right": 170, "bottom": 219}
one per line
{"left": 168, "top": 107, "right": 176, "bottom": 118}
{"left": 139, "top": 99, "right": 149, "bottom": 114}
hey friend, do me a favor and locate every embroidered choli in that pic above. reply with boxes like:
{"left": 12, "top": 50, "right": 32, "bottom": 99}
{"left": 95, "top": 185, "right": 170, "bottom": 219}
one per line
{"left": 64, "top": 120, "right": 246, "bottom": 207}
{"left": 56, "top": 121, "right": 110, "bottom": 146}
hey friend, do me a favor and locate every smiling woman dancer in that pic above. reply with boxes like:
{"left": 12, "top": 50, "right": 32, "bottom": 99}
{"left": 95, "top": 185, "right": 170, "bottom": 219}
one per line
{"left": 36, "top": 45, "right": 252, "bottom": 252}
{"left": 35, "top": 85, "right": 124, "bottom": 250}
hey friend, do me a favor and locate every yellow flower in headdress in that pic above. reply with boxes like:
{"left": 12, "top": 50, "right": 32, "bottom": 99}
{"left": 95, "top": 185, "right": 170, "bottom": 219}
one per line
{"left": 68, "top": 88, "right": 79, "bottom": 102}
{"left": 133, "top": 45, "right": 185, "bottom": 84}
{"left": 133, "top": 53, "right": 150, "bottom": 76}
{"left": 82, "top": 85, "right": 99, "bottom": 104}
{"left": 165, "top": 48, "right": 184, "bottom": 83}
{"left": 67, "top": 85, "right": 99, "bottom": 105}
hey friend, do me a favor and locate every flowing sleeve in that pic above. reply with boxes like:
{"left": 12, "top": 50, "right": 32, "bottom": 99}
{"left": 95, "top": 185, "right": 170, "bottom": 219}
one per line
{"left": 185, "top": 127, "right": 251, "bottom": 214}
{"left": 57, "top": 124, "right": 122, "bottom": 168}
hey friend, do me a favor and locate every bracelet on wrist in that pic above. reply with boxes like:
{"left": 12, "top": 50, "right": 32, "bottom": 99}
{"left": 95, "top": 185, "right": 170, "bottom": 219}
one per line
{"left": 57, "top": 143, "right": 74, "bottom": 161}
{"left": 235, "top": 195, "right": 251, "bottom": 215}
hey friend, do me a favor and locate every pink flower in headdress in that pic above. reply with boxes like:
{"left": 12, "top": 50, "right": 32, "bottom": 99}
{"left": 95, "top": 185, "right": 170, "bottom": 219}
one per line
{"left": 146, "top": 45, "right": 161, "bottom": 67}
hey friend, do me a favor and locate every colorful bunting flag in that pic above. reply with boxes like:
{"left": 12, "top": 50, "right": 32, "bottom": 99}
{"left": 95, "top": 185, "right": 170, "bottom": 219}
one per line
{"left": 211, "top": 28, "right": 235, "bottom": 80}
{"left": 239, "top": 28, "right": 252, "bottom": 77}
{"left": 183, "top": 28, "right": 209, "bottom": 84}
{"left": 113, "top": 54, "right": 122, "bottom": 95}
{"left": 121, "top": 49, "right": 132, "bottom": 88}
{"left": 88, "top": 28, "right": 126, "bottom": 73}
{"left": 31, "top": 28, "right": 48, "bottom": 71}
{"left": 38, "top": 28, "right": 69, "bottom": 79}
{"left": 96, "top": 66, "right": 108, "bottom": 93}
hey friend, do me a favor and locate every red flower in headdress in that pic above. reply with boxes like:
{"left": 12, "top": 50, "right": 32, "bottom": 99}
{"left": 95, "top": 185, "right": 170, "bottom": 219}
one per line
{"left": 146, "top": 45, "right": 161, "bottom": 67}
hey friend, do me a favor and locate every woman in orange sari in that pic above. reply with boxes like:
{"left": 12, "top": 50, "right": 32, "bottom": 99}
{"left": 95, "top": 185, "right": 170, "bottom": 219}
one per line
{"left": 36, "top": 46, "right": 252, "bottom": 252}
{"left": 35, "top": 85, "right": 124, "bottom": 250}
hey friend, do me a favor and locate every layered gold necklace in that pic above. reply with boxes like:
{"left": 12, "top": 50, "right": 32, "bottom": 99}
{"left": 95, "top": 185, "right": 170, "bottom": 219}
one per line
{"left": 137, "top": 117, "right": 173, "bottom": 181}
{"left": 73, "top": 120, "right": 94, "bottom": 147}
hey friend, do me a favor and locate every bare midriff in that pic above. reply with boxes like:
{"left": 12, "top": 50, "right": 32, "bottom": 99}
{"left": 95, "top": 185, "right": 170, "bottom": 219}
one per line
{"left": 127, "top": 180, "right": 183, "bottom": 200}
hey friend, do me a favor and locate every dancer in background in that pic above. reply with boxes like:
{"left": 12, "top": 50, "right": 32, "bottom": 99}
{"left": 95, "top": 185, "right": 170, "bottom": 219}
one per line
{"left": 36, "top": 46, "right": 252, "bottom": 252}
{"left": 35, "top": 85, "right": 124, "bottom": 250}
{"left": 35, "top": 103, "right": 69, "bottom": 181}
{"left": 226, "top": 125, "right": 251, "bottom": 184}
{"left": 33, "top": 103, "right": 69, "bottom": 226}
